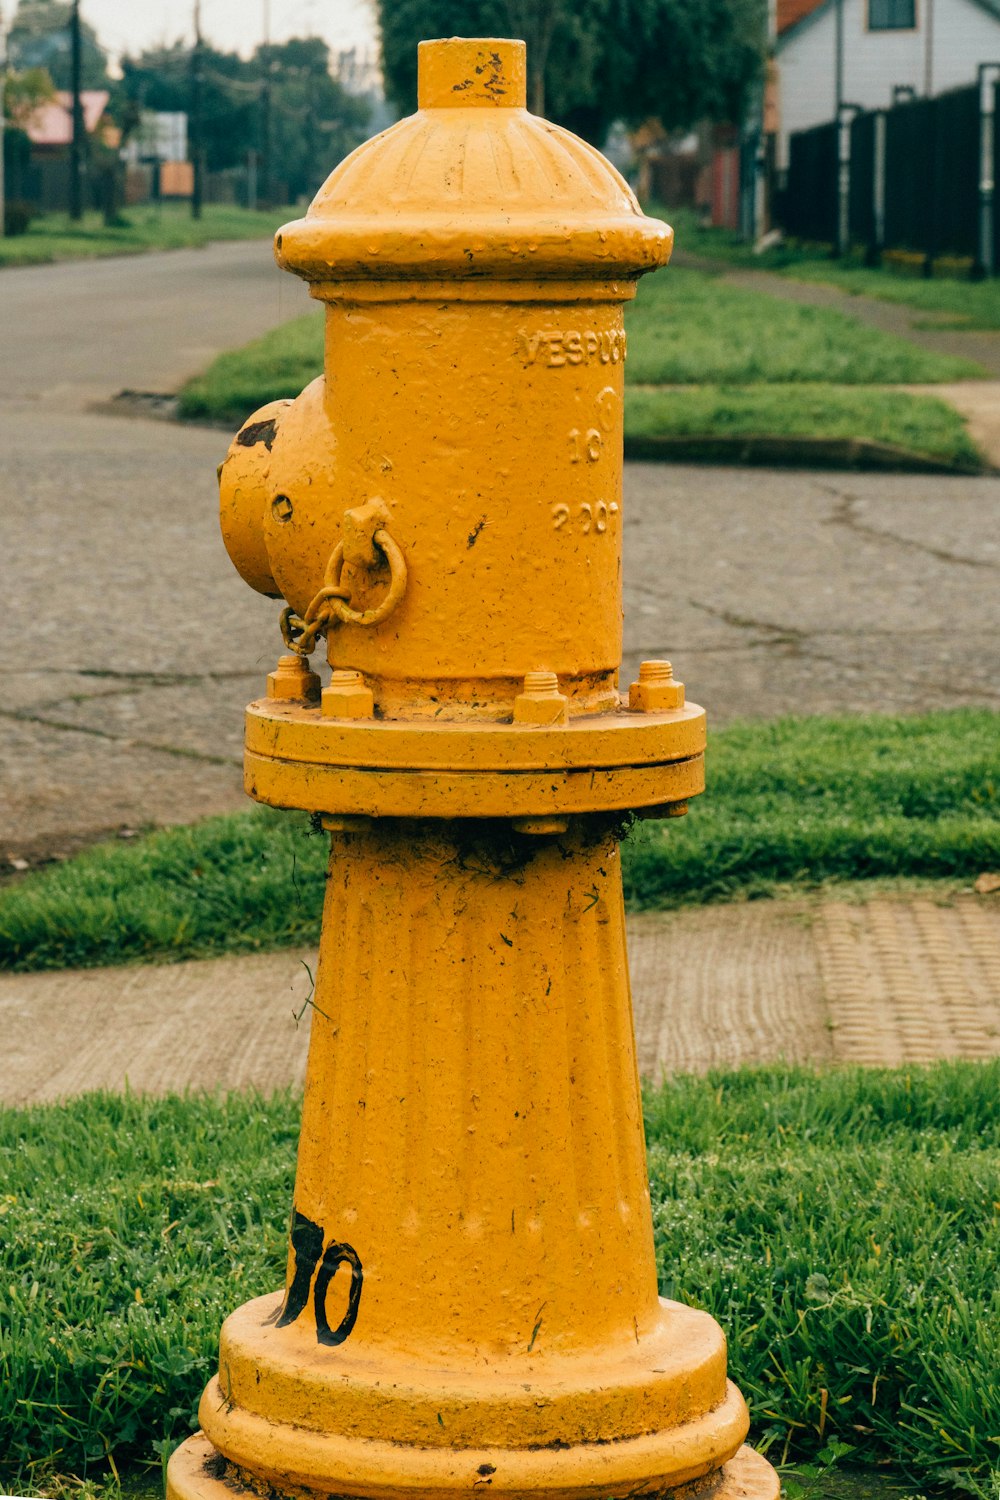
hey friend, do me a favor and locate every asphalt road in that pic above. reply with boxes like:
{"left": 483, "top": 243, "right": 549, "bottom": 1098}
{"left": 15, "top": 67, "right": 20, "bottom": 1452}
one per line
{"left": 2, "top": 242, "right": 999, "bottom": 858}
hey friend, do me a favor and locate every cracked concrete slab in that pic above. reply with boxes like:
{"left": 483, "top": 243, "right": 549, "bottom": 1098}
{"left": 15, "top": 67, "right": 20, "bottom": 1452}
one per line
{"left": 620, "top": 463, "right": 1000, "bottom": 722}
{"left": 23, "top": 676, "right": 259, "bottom": 763}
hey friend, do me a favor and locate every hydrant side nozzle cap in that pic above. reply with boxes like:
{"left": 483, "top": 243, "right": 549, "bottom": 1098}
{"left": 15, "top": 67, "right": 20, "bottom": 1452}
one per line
{"left": 418, "top": 38, "right": 527, "bottom": 110}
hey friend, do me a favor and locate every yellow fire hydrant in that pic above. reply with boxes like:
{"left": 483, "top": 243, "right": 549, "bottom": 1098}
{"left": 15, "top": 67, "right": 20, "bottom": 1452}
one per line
{"left": 167, "top": 37, "right": 778, "bottom": 1500}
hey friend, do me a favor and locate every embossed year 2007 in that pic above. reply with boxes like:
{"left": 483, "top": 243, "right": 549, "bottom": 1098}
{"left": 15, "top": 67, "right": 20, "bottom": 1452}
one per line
{"left": 552, "top": 501, "right": 620, "bottom": 535}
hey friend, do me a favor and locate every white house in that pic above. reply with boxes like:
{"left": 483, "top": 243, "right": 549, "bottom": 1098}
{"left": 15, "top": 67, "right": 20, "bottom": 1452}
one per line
{"left": 774, "top": 0, "right": 1000, "bottom": 164}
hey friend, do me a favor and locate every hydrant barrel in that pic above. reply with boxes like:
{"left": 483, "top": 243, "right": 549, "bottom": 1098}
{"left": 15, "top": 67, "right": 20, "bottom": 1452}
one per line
{"left": 168, "top": 35, "right": 778, "bottom": 1500}
{"left": 221, "top": 35, "right": 671, "bottom": 721}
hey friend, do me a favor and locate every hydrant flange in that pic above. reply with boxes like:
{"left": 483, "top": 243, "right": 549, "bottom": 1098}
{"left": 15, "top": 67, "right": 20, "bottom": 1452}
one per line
{"left": 244, "top": 696, "right": 705, "bottom": 818}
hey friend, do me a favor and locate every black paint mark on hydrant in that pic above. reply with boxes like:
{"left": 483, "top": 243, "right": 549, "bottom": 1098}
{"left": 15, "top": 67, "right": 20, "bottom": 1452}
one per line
{"left": 276, "top": 1208, "right": 364, "bottom": 1348}
{"left": 237, "top": 415, "right": 280, "bottom": 451}
{"left": 467, "top": 516, "right": 487, "bottom": 548}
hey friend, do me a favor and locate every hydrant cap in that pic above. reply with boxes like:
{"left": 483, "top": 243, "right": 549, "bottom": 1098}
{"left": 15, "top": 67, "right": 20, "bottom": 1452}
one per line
{"left": 274, "top": 36, "right": 673, "bottom": 283}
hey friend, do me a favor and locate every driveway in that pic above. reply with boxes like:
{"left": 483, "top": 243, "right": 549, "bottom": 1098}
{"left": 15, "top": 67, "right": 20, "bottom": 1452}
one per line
{"left": 2, "top": 243, "right": 999, "bottom": 858}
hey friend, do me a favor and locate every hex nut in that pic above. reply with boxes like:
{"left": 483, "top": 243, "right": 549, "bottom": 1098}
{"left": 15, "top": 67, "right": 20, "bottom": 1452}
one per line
{"left": 267, "top": 654, "right": 321, "bottom": 703}
{"left": 322, "top": 669, "right": 375, "bottom": 720}
{"left": 629, "top": 660, "right": 684, "bottom": 712}
{"left": 513, "top": 670, "right": 569, "bottom": 726}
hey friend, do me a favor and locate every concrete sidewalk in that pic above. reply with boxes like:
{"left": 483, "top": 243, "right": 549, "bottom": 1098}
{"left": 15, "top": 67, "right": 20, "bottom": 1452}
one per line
{"left": 898, "top": 380, "right": 1000, "bottom": 468}
{"left": 3, "top": 890, "right": 997, "bottom": 1106}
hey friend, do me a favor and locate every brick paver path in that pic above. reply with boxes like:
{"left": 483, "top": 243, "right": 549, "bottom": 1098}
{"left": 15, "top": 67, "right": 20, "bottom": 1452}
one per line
{"left": 3, "top": 891, "right": 997, "bottom": 1105}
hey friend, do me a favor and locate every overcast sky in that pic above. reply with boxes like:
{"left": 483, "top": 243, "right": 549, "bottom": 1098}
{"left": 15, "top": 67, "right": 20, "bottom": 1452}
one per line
{"left": 57, "top": 0, "right": 379, "bottom": 69}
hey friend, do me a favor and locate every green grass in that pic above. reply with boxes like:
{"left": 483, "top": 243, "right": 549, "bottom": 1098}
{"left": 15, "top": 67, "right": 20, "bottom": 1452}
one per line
{"left": 1, "top": 1063, "right": 997, "bottom": 1493}
{"left": 661, "top": 203, "right": 1000, "bottom": 332}
{"left": 180, "top": 317, "right": 981, "bottom": 463}
{"left": 623, "top": 268, "right": 981, "bottom": 385}
{"left": 178, "top": 307, "right": 324, "bottom": 422}
{"left": 177, "top": 271, "right": 984, "bottom": 464}
{"left": 0, "top": 203, "right": 291, "bottom": 268}
{"left": 1, "top": 710, "right": 997, "bottom": 973}
{"left": 177, "top": 266, "right": 981, "bottom": 426}
{"left": 626, "top": 385, "right": 981, "bottom": 468}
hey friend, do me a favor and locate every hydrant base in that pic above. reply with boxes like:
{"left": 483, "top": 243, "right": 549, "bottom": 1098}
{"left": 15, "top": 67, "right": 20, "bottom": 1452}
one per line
{"left": 167, "top": 1431, "right": 778, "bottom": 1500}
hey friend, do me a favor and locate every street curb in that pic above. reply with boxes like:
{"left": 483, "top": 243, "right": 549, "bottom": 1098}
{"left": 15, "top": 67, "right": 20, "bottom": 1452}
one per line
{"left": 623, "top": 432, "right": 990, "bottom": 475}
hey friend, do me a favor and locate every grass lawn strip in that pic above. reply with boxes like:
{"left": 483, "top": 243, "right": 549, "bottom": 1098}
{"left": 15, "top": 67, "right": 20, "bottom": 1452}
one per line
{"left": 1, "top": 710, "right": 997, "bottom": 973}
{"left": 626, "top": 385, "right": 980, "bottom": 469}
{"left": 0, "top": 1063, "right": 996, "bottom": 1493}
{"left": 177, "top": 266, "right": 985, "bottom": 465}
{"left": 778, "top": 261, "right": 1000, "bottom": 333}
{"left": 0, "top": 204, "right": 291, "bottom": 268}
{"left": 624, "top": 268, "right": 980, "bottom": 385}
{"left": 181, "top": 316, "right": 979, "bottom": 463}
{"left": 178, "top": 267, "right": 982, "bottom": 422}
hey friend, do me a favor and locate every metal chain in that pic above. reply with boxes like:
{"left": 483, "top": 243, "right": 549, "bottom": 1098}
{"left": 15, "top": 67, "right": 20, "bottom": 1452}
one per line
{"left": 280, "top": 584, "right": 352, "bottom": 658}
{"left": 278, "top": 520, "right": 407, "bottom": 659}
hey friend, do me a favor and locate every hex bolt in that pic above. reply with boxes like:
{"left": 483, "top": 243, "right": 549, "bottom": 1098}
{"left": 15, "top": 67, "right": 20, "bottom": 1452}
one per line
{"left": 512, "top": 816, "right": 570, "bottom": 835}
{"left": 513, "top": 670, "right": 569, "bottom": 726}
{"left": 322, "top": 668, "right": 375, "bottom": 720}
{"left": 321, "top": 813, "right": 373, "bottom": 833}
{"left": 266, "top": 653, "right": 321, "bottom": 703}
{"left": 629, "top": 659, "right": 685, "bottom": 713}
{"left": 272, "top": 494, "right": 294, "bottom": 523}
{"left": 636, "top": 800, "right": 688, "bottom": 821}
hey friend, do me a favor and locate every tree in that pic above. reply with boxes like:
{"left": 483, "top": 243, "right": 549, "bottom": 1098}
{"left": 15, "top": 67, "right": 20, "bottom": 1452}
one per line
{"left": 8, "top": 0, "right": 109, "bottom": 90}
{"left": 258, "top": 38, "right": 371, "bottom": 203}
{"left": 2, "top": 65, "right": 57, "bottom": 216}
{"left": 3, "top": 65, "right": 57, "bottom": 129}
{"left": 118, "top": 42, "right": 258, "bottom": 176}
{"left": 600, "top": 0, "right": 766, "bottom": 134}
{"left": 117, "top": 36, "right": 371, "bottom": 201}
{"left": 376, "top": 0, "right": 766, "bottom": 141}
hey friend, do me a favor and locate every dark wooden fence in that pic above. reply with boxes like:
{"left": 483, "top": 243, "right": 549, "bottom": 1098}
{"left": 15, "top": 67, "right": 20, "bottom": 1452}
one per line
{"left": 782, "top": 120, "right": 838, "bottom": 245}
{"left": 780, "top": 75, "right": 997, "bottom": 272}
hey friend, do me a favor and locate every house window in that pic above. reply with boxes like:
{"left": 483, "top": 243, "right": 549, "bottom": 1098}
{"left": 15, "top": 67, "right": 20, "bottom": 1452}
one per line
{"left": 869, "top": 0, "right": 916, "bottom": 28}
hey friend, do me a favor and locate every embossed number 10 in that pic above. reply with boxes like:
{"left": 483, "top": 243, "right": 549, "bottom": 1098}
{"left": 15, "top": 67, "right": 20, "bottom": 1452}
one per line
{"left": 568, "top": 387, "right": 617, "bottom": 464}
{"left": 568, "top": 427, "right": 603, "bottom": 463}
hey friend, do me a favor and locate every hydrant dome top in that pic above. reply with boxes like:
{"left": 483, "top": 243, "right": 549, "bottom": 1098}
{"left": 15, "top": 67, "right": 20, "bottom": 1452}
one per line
{"left": 274, "top": 36, "right": 673, "bottom": 283}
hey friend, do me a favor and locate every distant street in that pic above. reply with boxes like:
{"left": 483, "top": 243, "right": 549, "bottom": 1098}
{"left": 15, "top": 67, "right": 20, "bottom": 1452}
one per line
{"left": 0, "top": 239, "right": 312, "bottom": 409}
{"left": 2, "top": 241, "right": 999, "bottom": 857}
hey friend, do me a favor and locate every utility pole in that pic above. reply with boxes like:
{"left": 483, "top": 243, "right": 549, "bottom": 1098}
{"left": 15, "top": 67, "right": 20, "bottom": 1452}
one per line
{"left": 0, "top": 4, "right": 7, "bottom": 239}
{"left": 190, "top": 0, "right": 203, "bottom": 218}
{"left": 305, "top": 63, "right": 318, "bottom": 199}
{"left": 259, "top": 0, "right": 272, "bottom": 210}
{"left": 69, "top": 0, "right": 83, "bottom": 220}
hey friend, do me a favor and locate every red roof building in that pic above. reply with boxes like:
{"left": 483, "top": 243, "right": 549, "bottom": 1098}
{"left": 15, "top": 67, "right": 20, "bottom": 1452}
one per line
{"left": 25, "top": 90, "right": 110, "bottom": 149}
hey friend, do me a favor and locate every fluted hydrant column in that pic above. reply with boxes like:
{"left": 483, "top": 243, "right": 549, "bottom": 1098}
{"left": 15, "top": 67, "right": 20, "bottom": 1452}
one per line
{"left": 167, "top": 36, "right": 778, "bottom": 1500}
